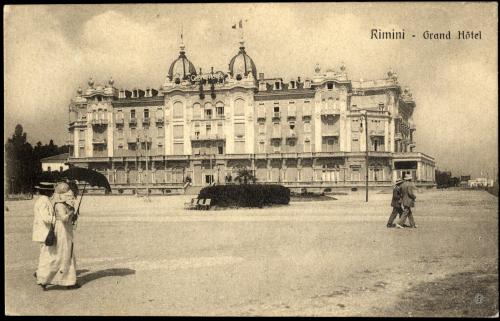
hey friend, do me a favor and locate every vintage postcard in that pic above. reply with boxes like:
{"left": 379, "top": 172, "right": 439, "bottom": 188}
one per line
{"left": 4, "top": 3, "right": 498, "bottom": 316}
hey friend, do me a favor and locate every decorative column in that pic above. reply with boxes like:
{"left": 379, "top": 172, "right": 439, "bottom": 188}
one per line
{"left": 297, "top": 158, "right": 302, "bottom": 182}
{"left": 267, "top": 159, "right": 271, "bottom": 182}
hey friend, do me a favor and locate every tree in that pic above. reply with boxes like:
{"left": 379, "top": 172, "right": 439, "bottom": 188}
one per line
{"left": 5, "top": 124, "right": 34, "bottom": 194}
{"left": 5, "top": 124, "right": 69, "bottom": 195}
{"left": 234, "top": 168, "right": 257, "bottom": 184}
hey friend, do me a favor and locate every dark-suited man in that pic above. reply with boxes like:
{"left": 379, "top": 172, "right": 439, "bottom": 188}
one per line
{"left": 396, "top": 174, "right": 417, "bottom": 228}
{"left": 386, "top": 178, "right": 404, "bottom": 228}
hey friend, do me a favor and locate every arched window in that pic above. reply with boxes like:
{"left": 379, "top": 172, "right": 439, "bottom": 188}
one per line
{"left": 216, "top": 102, "right": 224, "bottom": 117}
{"left": 204, "top": 102, "right": 213, "bottom": 119}
{"left": 173, "top": 101, "right": 183, "bottom": 119}
{"left": 327, "top": 98, "right": 334, "bottom": 109}
{"left": 234, "top": 98, "right": 245, "bottom": 116}
{"left": 192, "top": 103, "right": 201, "bottom": 119}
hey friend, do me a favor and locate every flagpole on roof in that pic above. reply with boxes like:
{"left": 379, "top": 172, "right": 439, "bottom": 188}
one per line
{"left": 239, "top": 19, "right": 244, "bottom": 47}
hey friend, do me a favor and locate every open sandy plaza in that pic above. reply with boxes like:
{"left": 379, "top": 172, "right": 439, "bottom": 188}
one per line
{"left": 4, "top": 189, "right": 498, "bottom": 316}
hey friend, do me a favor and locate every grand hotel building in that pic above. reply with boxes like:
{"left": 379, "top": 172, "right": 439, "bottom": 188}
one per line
{"left": 67, "top": 39, "right": 436, "bottom": 192}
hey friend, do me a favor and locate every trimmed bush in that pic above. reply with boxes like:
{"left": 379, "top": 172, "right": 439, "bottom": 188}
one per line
{"left": 198, "top": 184, "right": 290, "bottom": 208}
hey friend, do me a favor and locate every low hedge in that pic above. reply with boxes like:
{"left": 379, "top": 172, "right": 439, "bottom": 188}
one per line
{"left": 198, "top": 184, "right": 290, "bottom": 208}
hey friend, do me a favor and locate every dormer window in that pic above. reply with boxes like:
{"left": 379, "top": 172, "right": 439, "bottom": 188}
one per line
{"left": 290, "top": 81, "right": 296, "bottom": 89}
{"left": 274, "top": 81, "right": 281, "bottom": 90}
{"left": 304, "top": 80, "right": 311, "bottom": 88}
{"left": 378, "top": 103, "right": 385, "bottom": 111}
{"left": 327, "top": 83, "right": 334, "bottom": 90}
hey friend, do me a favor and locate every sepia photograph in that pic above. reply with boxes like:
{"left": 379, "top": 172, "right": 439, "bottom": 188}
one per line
{"left": 3, "top": 2, "right": 498, "bottom": 316}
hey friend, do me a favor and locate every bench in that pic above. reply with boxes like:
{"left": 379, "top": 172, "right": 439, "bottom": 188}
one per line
{"left": 184, "top": 198, "right": 198, "bottom": 210}
{"left": 198, "top": 198, "right": 212, "bottom": 210}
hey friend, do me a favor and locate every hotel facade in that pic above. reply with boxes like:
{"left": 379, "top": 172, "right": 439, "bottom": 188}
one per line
{"left": 67, "top": 39, "right": 436, "bottom": 192}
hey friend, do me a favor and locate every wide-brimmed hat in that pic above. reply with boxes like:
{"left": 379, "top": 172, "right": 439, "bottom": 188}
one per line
{"left": 35, "top": 182, "right": 55, "bottom": 190}
{"left": 404, "top": 174, "right": 412, "bottom": 180}
{"left": 395, "top": 179, "right": 404, "bottom": 184}
{"left": 52, "top": 182, "right": 76, "bottom": 204}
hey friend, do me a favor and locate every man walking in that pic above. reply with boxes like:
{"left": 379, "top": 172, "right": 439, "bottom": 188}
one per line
{"left": 396, "top": 173, "right": 417, "bottom": 228}
{"left": 386, "top": 178, "right": 404, "bottom": 228}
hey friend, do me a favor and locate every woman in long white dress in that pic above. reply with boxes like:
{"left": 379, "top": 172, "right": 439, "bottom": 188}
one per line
{"left": 36, "top": 182, "right": 80, "bottom": 290}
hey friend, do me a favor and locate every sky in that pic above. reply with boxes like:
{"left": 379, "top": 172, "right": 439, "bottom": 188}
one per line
{"left": 4, "top": 3, "right": 498, "bottom": 178}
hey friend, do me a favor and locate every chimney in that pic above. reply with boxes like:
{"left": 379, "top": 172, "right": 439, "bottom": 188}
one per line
{"left": 259, "top": 73, "right": 264, "bottom": 80}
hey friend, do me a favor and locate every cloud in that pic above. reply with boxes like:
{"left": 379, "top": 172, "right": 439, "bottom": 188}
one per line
{"left": 4, "top": 4, "right": 498, "bottom": 178}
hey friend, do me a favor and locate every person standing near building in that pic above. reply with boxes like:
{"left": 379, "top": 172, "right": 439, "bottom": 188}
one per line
{"left": 36, "top": 182, "right": 80, "bottom": 290}
{"left": 386, "top": 178, "right": 404, "bottom": 228}
{"left": 396, "top": 174, "right": 417, "bottom": 228}
{"left": 32, "top": 182, "right": 55, "bottom": 281}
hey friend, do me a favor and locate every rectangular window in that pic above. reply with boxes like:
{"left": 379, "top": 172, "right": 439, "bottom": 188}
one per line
{"left": 259, "top": 142, "right": 265, "bottom": 153}
{"left": 205, "top": 109, "right": 212, "bottom": 119}
{"left": 234, "top": 123, "right": 245, "bottom": 138}
{"left": 131, "top": 109, "right": 136, "bottom": 119}
{"left": 351, "top": 138, "right": 360, "bottom": 152}
{"left": 273, "top": 140, "right": 281, "bottom": 153}
{"left": 304, "top": 121, "right": 311, "bottom": 133}
{"left": 217, "top": 122, "right": 223, "bottom": 135}
{"left": 304, "top": 139, "right": 311, "bottom": 152}
{"left": 173, "top": 143, "right": 184, "bottom": 155}
{"left": 274, "top": 107, "right": 280, "bottom": 113}
{"left": 144, "top": 109, "right": 149, "bottom": 119}
{"left": 206, "top": 124, "right": 212, "bottom": 135}
{"left": 173, "top": 125, "right": 184, "bottom": 139}
{"left": 216, "top": 107, "right": 224, "bottom": 117}
{"left": 218, "top": 146, "right": 224, "bottom": 155}
{"left": 158, "top": 126, "right": 164, "bottom": 137}
{"left": 259, "top": 123, "right": 266, "bottom": 134}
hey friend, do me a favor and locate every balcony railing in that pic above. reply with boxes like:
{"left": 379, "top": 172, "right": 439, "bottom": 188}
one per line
{"left": 395, "top": 132, "right": 402, "bottom": 140}
{"left": 129, "top": 118, "right": 137, "bottom": 126}
{"left": 369, "top": 129, "right": 385, "bottom": 136}
{"left": 286, "top": 131, "right": 297, "bottom": 139}
{"left": 272, "top": 112, "right": 281, "bottom": 119}
{"left": 190, "top": 134, "right": 225, "bottom": 141}
{"left": 257, "top": 111, "right": 266, "bottom": 119}
{"left": 92, "top": 138, "right": 107, "bottom": 145}
{"left": 91, "top": 119, "right": 108, "bottom": 126}
{"left": 287, "top": 111, "right": 296, "bottom": 119}
{"left": 320, "top": 108, "right": 340, "bottom": 116}
{"left": 142, "top": 118, "right": 150, "bottom": 125}
{"left": 115, "top": 118, "right": 124, "bottom": 125}
{"left": 69, "top": 120, "right": 87, "bottom": 128}
{"left": 321, "top": 131, "right": 339, "bottom": 137}
{"left": 271, "top": 131, "right": 282, "bottom": 139}
{"left": 156, "top": 118, "right": 164, "bottom": 125}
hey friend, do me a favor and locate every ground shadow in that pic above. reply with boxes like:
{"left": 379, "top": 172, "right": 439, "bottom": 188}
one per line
{"left": 45, "top": 268, "right": 136, "bottom": 291}
{"left": 388, "top": 268, "right": 498, "bottom": 317}
{"left": 76, "top": 269, "right": 90, "bottom": 276}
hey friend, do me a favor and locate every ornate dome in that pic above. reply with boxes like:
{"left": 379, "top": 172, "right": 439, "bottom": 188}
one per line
{"left": 228, "top": 41, "right": 257, "bottom": 80}
{"left": 168, "top": 44, "right": 197, "bottom": 81}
